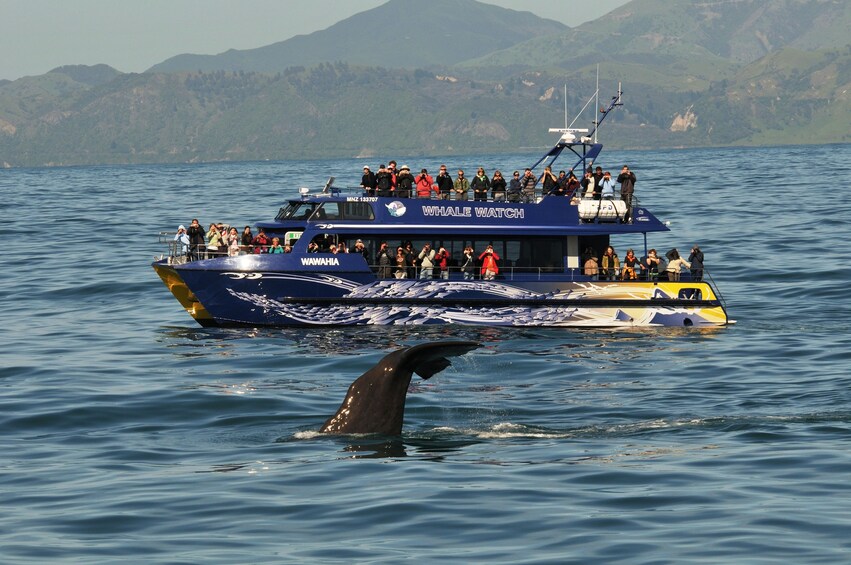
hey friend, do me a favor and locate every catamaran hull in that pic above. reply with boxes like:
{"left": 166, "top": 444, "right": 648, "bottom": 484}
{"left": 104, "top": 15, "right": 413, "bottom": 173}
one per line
{"left": 153, "top": 261, "right": 729, "bottom": 328}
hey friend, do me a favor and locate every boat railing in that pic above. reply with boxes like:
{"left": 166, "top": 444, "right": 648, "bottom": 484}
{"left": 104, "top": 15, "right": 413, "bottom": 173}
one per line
{"left": 305, "top": 186, "right": 637, "bottom": 204}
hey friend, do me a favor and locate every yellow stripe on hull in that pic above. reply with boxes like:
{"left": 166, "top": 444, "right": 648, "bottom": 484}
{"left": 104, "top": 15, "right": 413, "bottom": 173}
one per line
{"left": 152, "top": 262, "right": 215, "bottom": 324}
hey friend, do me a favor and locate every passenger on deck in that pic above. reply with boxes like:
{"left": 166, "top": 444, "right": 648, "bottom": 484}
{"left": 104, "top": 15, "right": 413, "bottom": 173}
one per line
{"left": 241, "top": 226, "right": 253, "bottom": 253}
{"left": 539, "top": 166, "right": 558, "bottom": 196}
{"left": 394, "top": 247, "right": 408, "bottom": 279}
{"left": 507, "top": 171, "right": 522, "bottom": 202}
{"left": 227, "top": 227, "right": 240, "bottom": 257}
{"left": 550, "top": 171, "right": 568, "bottom": 197}
{"left": 307, "top": 241, "right": 319, "bottom": 253}
{"left": 581, "top": 170, "right": 594, "bottom": 198}
{"left": 187, "top": 218, "right": 205, "bottom": 261}
{"left": 621, "top": 248, "right": 639, "bottom": 280}
{"left": 251, "top": 228, "right": 271, "bottom": 254}
{"left": 404, "top": 241, "right": 416, "bottom": 278}
{"left": 337, "top": 241, "right": 348, "bottom": 254}
{"left": 174, "top": 225, "right": 190, "bottom": 258}
{"left": 479, "top": 245, "right": 500, "bottom": 280}
{"left": 435, "top": 165, "right": 453, "bottom": 200}
{"left": 434, "top": 246, "right": 450, "bottom": 279}
{"left": 284, "top": 244, "right": 292, "bottom": 253}
{"left": 454, "top": 170, "right": 470, "bottom": 201}
{"left": 583, "top": 247, "right": 599, "bottom": 279}
{"left": 471, "top": 168, "right": 491, "bottom": 202}
{"left": 388, "top": 161, "right": 398, "bottom": 191}
{"left": 353, "top": 239, "right": 368, "bottom": 258}
{"left": 520, "top": 168, "right": 537, "bottom": 202}
{"left": 376, "top": 241, "right": 392, "bottom": 278}
{"left": 688, "top": 245, "right": 704, "bottom": 281}
{"left": 462, "top": 246, "right": 476, "bottom": 280}
{"left": 491, "top": 170, "right": 507, "bottom": 202}
{"left": 592, "top": 166, "right": 604, "bottom": 200}
{"left": 418, "top": 243, "right": 436, "bottom": 279}
{"left": 617, "top": 165, "right": 636, "bottom": 223}
{"left": 601, "top": 246, "right": 620, "bottom": 280}
{"left": 641, "top": 249, "right": 662, "bottom": 280}
{"left": 361, "top": 166, "right": 377, "bottom": 197}
{"left": 664, "top": 248, "right": 691, "bottom": 281}
{"left": 206, "top": 223, "right": 223, "bottom": 257}
{"left": 269, "top": 237, "right": 285, "bottom": 253}
{"left": 566, "top": 171, "right": 581, "bottom": 198}
{"left": 415, "top": 168, "right": 436, "bottom": 199}
{"left": 396, "top": 165, "right": 414, "bottom": 198}
{"left": 600, "top": 171, "right": 616, "bottom": 198}
{"left": 375, "top": 164, "right": 393, "bottom": 197}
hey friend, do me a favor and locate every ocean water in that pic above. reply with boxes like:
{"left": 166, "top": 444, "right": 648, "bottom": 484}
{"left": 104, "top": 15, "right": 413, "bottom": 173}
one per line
{"left": 2, "top": 143, "right": 850, "bottom": 563}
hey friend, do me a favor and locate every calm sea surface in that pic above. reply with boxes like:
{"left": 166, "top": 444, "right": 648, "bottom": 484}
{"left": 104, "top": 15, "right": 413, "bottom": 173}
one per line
{"left": 2, "top": 144, "right": 851, "bottom": 563}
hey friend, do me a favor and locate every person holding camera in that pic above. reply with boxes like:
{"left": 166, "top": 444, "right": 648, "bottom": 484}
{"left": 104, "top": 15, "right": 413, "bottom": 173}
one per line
{"left": 478, "top": 245, "right": 500, "bottom": 280}
{"left": 688, "top": 245, "right": 704, "bottom": 281}
{"left": 396, "top": 165, "right": 414, "bottom": 198}
{"left": 418, "top": 243, "right": 436, "bottom": 279}
{"left": 433, "top": 246, "right": 449, "bottom": 279}
{"left": 462, "top": 246, "right": 476, "bottom": 280}
{"left": 539, "top": 166, "right": 558, "bottom": 196}
{"left": 415, "top": 168, "right": 436, "bottom": 199}
{"left": 491, "top": 170, "right": 507, "bottom": 202}
{"left": 376, "top": 241, "right": 392, "bottom": 278}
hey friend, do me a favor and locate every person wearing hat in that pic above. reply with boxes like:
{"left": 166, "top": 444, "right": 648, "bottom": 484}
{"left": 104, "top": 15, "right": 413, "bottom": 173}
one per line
{"left": 174, "top": 225, "right": 190, "bottom": 259}
{"left": 396, "top": 165, "right": 414, "bottom": 198}
{"left": 360, "top": 165, "right": 377, "bottom": 197}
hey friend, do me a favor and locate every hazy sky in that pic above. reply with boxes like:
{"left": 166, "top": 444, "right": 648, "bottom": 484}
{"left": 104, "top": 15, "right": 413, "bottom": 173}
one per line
{"left": 1, "top": 0, "right": 630, "bottom": 81}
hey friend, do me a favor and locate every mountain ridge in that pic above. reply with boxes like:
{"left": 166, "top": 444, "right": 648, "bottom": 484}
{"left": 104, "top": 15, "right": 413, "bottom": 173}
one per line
{"left": 148, "top": 0, "right": 567, "bottom": 73}
{"left": 1, "top": 0, "right": 849, "bottom": 167}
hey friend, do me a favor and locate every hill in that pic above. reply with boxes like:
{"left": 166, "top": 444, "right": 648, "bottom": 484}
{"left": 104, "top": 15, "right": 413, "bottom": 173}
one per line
{"left": 0, "top": 0, "right": 849, "bottom": 167}
{"left": 148, "top": 0, "right": 567, "bottom": 73}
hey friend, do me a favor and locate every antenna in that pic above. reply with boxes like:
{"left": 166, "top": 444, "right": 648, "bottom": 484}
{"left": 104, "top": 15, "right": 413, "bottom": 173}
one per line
{"left": 564, "top": 84, "right": 568, "bottom": 130}
{"left": 594, "top": 65, "right": 600, "bottom": 144}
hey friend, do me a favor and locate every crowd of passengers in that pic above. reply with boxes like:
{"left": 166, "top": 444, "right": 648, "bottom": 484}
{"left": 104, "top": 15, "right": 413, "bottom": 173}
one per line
{"left": 174, "top": 219, "right": 289, "bottom": 260}
{"left": 359, "top": 160, "right": 637, "bottom": 209}
{"left": 584, "top": 245, "right": 705, "bottom": 282}
{"left": 173, "top": 218, "right": 706, "bottom": 281}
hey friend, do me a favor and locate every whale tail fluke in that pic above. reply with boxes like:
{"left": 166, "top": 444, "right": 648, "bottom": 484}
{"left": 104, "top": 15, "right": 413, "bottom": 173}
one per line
{"left": 404, "top": 341, "right": 481, "bottom": 379}
{"left": 319, "top": 340, "right": 480, "bottom": 435}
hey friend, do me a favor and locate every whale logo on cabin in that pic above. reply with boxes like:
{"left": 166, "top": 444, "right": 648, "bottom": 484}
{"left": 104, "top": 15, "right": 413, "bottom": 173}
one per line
{"left": 385, "top": 201, "right": 407, "bottom": 218}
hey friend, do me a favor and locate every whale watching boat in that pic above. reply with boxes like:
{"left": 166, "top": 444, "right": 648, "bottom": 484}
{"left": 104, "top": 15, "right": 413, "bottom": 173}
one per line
{"left": 153, "top": 90, "right": 730, "bottom": 327}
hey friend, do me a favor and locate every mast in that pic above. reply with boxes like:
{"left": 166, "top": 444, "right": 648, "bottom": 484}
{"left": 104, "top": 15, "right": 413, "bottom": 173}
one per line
{"left": 594, "top": 65, "right": 600, "bottom": 144}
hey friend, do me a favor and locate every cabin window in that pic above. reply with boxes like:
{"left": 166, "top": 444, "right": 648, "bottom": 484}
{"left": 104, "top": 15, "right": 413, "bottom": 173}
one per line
{"left": 281, "top": 202, "right": 318, "bottom": 220}
{"left": 313, "top": 202, "right": 375, "bottom": 221}
{"left": 316, "top": 202, "right": 340, "bottom": 220}
{"left": 341, "top": 202, "right": 375, "bottom": 220}
{"left": 678, "top": 288, "right": 702, "bottom": 300}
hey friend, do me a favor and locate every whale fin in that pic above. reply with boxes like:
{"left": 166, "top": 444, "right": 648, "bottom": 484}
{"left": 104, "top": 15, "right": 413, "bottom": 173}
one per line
{"left": 319, "top": 341, "right": 480, "bottom": 435}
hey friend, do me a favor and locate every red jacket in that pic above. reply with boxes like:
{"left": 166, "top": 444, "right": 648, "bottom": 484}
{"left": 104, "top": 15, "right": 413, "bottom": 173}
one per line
{"left": 479, "top": 250, "right": 500, "bottom": 275}
{"left": 415, "top": 174, "right": 435, "bottom": 198}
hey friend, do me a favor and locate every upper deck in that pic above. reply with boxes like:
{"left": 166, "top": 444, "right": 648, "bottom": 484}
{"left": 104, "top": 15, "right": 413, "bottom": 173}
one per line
{"left": 257, "top": 192, "right": 669, "bottom": 240}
